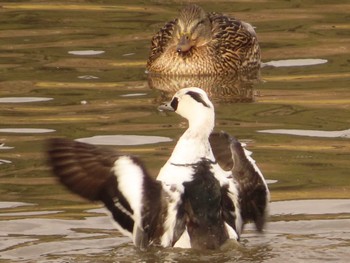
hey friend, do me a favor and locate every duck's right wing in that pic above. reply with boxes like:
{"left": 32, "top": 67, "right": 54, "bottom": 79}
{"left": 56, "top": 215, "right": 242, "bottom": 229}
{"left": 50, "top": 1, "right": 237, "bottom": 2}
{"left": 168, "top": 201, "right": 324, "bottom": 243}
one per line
{"left": 47, "top": 138, "right": 185, "bottom": 249}
{"left": 209, "top": 132, "right": 269, "bottom": 231}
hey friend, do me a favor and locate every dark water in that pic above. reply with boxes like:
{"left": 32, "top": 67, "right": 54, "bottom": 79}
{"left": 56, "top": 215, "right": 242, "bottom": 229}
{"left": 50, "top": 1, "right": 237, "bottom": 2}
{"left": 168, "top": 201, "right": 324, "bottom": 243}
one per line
{"left": 0, "top": 1, "right": 349, "bottom": 262}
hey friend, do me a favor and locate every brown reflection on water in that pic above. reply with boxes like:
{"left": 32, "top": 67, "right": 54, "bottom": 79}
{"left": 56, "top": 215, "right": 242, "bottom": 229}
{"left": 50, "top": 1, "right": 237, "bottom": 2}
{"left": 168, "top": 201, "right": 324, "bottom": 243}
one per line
{"left": 148, "top": 73, "right": 260, "bottom": 103}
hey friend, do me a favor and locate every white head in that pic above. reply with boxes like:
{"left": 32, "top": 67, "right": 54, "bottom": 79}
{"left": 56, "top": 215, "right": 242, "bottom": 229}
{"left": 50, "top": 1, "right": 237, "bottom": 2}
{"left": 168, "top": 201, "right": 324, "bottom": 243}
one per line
{"left": 159, "top": 87, "right": 215, "bottom": 136}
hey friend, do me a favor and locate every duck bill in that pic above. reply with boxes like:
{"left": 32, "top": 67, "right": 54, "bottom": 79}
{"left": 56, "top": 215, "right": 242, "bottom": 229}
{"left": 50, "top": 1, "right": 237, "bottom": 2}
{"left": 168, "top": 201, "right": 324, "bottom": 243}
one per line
{"left": 176, "top": 35, "right": 192, "bottom": 53}
{"left": 158, "top": 101, "right": 175, "bottom": 112}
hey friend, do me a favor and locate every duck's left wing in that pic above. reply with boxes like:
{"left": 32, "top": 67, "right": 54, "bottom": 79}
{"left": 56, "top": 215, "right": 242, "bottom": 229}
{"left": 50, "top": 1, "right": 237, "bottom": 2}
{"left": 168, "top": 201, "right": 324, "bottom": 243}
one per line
{"left": 47, "top": 138, "right": 185, "bottom": 249}
{"left": 209, "top": 12, "right": 260, "bottom": 74}
{"left": 209, "top": 132, "right": 269, "bottom": 231}
{"left": 147, "top": 19, "right": 177, "bottom": 67}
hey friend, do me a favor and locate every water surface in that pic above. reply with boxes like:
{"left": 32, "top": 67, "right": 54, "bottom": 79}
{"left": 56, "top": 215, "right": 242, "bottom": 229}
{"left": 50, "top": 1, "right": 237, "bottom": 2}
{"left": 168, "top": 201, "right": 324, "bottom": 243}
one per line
{"left": 0, "top": 0, "right": 349, "bottom": 262}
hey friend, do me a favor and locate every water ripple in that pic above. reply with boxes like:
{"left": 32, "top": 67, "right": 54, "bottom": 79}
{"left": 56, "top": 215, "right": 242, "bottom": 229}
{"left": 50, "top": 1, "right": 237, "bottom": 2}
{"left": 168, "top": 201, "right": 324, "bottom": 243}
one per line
{"left": 0, "top": 128, "right": 55, "bottom": 134}
{"left": 258, "top": 128, "right": 350, "bottom": 138}
{"left": 0, "top": 97, "right": 53, "bottom": 103}
{"left": 76, "top": 135, "right": 172, "bottom": 146}
{"left": 68, "top": 50, "right": 105, "bottom": 56}
{"left": 263, "top": 58, "right": 328, "bottom": 67}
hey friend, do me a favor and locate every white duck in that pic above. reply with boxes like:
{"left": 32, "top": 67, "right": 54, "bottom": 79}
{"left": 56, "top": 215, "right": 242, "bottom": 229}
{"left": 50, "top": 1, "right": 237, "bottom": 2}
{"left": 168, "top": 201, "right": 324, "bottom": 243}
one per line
{"left": 47, "top": 87, "right": 269, "bottom": 250}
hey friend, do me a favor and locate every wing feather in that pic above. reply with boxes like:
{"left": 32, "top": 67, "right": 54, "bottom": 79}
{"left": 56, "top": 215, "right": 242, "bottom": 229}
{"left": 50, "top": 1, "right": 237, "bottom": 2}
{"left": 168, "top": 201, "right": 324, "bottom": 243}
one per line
{"left": 209, "top": 132, "right": 269, "bottom": 231}
{"left": 47, "top": 138, "right": 183, "bottom": 249}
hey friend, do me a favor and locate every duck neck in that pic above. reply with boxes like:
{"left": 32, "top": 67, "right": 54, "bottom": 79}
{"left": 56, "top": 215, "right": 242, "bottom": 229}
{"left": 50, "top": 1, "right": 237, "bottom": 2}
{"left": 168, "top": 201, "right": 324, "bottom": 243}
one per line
{"left": 185, "top": 115, "right": 214, "bottom": 140}
{"left": 169, "top": 115, "right": 215, "bottom": 164}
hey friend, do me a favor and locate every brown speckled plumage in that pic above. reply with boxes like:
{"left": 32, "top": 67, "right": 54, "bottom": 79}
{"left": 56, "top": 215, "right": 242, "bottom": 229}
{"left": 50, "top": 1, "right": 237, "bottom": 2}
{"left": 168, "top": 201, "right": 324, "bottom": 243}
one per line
{"left": 147, "top": 4, "right": 261, "bottom": 75}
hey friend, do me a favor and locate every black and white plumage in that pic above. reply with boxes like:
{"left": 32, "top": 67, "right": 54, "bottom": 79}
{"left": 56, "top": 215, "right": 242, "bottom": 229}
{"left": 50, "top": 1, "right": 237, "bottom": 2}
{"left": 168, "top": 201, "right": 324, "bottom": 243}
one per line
{"left": 47, "top": 87, "right": 269, "bottom": 250}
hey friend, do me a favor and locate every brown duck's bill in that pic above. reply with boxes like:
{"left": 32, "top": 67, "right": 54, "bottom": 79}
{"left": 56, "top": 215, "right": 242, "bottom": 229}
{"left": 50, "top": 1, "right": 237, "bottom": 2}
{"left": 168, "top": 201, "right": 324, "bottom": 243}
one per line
{"left": 177, "top": 34, "right": 192, "bottom": 53}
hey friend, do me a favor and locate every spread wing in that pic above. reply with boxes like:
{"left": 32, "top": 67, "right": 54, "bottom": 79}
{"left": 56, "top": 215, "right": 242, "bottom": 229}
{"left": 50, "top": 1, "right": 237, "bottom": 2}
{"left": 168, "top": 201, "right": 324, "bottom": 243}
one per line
{"left": 47, "top": 138, "right": 185, "bottom": 249}
{"left": 209, "top": 132, "right": 269, "bottom": 231}
{"left": 147, "top": 19, "right": 177, "bottom": 68}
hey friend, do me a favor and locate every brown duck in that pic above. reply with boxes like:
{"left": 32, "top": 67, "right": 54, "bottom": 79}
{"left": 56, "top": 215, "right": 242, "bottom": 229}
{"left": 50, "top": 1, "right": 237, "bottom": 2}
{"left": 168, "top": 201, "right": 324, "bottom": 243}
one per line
{"left": 147, "top": 4, "right": 261, "bottom": 75}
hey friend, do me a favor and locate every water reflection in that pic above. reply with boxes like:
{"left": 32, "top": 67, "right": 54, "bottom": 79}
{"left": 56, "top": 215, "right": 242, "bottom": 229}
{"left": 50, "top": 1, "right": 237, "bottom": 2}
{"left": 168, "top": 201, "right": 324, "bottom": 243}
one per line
{"left": 68, "top": 50, "right": 105, "bottom": 56}
{"left": 0, "top": 142, "right": 12, "bottom": 165}
{"left": 0, "top": 215, "right": 126, "bottom": 262}
{"left": 0, "top": 159, "right": 12, "bottom": 165}
{"left": 148, "top": 73, "right": 260, "bottom": 103}
{"left": 0, "top": 97, "right": 53, "bottom": 103}
{"left": 76, "top": 135, "right": 172, "bottom": 145}
{"left": 0, "top": 210, "right": 62, "bottom": 217}
{"left": 271, "top": 199, "right": 350, "bottom": 216}
{"left": 77, "top": 75, "right": 99, "bottom": 80}
{"left": 0, "top": 201, "right": 33, "bottom": 209}
{"left": 265, "top": 179, "right": 278, "bottom": 185}
{"left": 1, "top": 200, "right": 348, "bottom": 262}
{"left": 259, "top": 128, "right": 350, "bottom": 138}
{"left": 0, "top": 128, "right": 55, "bottom": 134}
{"left": 263, "top": 58, "right": 328, "bottom": 68}
{"left": 0, "top": 0, "right": 349, "bottom": 262}
{"left": 0, "top": 143, "right": 14, "bottom": 150}
{"left": 120, "top": 93, "right": 147, "bottom": 97}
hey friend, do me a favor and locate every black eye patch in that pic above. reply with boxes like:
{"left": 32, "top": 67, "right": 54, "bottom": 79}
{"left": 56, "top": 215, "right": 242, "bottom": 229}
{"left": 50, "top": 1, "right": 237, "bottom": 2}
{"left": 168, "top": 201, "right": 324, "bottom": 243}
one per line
{"left": 171, "top": 97, "right": 179, "bottom": 111}
{"left": 186, "top": 91, "right": 210, "bottom": 108}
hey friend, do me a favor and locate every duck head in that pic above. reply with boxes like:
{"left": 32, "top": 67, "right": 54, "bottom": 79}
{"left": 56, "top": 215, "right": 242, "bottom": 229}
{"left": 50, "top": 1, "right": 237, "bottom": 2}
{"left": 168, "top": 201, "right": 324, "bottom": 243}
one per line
{"left": 159, "top": 87, "right": 215, "bottom": 136}
{"left": 174, "top": 5, "right": 212, "bottom": 54}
